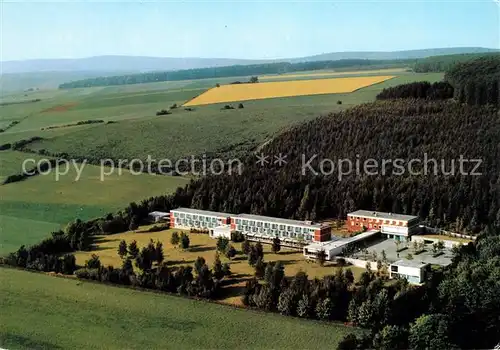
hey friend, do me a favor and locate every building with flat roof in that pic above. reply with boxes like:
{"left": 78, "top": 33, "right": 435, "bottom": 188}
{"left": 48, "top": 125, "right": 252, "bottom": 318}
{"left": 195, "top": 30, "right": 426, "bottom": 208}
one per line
{"left": 209, "top": 225, "right": 232, "bottom": 239}
{"left": 168, "top": 208, "right": 331, "bottom": 246}
{"left": 232, "top": 213, "right": 331, "bottom": 246}
{"left": 347, "top": 210, "right": 420, "bottom": 242}
{"left": 303, "top": 229, "right": 381, "bottom": 260}
{"left": 170, "top": 208, "right": 231, "bottom": 230}
{"left": 389, "top": 259, "right": 429, "bottom": 284}
{"left": 148, "top": 211, "right": 170, "bottom": 223}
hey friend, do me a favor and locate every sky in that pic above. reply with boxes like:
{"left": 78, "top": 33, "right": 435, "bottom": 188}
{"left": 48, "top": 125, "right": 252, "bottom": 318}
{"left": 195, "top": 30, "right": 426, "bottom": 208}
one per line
{"left": 1, "top": 0, "right": 499, "bottom": 61}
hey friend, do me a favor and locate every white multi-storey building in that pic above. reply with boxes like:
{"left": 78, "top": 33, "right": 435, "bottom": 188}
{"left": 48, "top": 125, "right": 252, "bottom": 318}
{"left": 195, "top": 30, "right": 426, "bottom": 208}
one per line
{"left": 169, "top": 208, "right": 230, "bottom": 230}
{"left": 167, "top": 208, "right": 332, "bottom": 247}
{"left": 231, "top": 213, "right": 331, "bottom": 246}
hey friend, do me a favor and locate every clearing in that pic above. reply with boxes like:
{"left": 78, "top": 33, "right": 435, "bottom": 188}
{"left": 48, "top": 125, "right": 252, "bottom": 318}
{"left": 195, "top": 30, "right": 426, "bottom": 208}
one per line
{"left": 0, "top": 161, "right": 190, "bottom": 255}
{"left": 74, "top": 227, "right": 364, "bottom": 305}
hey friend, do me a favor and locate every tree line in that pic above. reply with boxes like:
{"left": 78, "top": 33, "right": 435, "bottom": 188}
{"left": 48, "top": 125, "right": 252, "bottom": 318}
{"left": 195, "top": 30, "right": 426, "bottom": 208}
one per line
{"left": 58, "top": 59, "right": 410, "bottom": 89}
{"left": 376, "top": 81, "right": 454, "bottom": 100}
{"left": 157, "top": 100, "right": 497, "bottom": 235}
{"left": 413, "top": 52, "right": 499, "bottom": 73}
{"left": 444, "top": 55, "right": 500, "bottom": 106}
{"left": 75, "top": 237, "right": 229, "bottom": 299}
{"left": 337, "top": 232, "right": 500, "bottom": 349}
{"left": 3, "top": 100, "right": 498, "bottom": 263}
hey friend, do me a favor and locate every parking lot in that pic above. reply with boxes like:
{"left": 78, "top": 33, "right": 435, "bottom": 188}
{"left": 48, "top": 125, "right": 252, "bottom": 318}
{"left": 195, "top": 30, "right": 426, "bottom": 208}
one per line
{"left": 351, "top": 238, "right": 453, "bottom": 266}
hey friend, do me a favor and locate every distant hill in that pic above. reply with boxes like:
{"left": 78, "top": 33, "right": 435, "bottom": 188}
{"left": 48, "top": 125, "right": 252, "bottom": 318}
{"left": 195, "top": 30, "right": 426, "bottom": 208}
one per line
{"left": 0, "top": 70, "right": 133, "bottom": 92}
{"left": 3, "top": 47, "right": 497, "bottom": 74}
{"left": 57, "top": 59, "right": 411, "bottom": 89}
{"left": 290, "top": 47, "right": 499, "bottom": 62}
{"left": 1, "top": 56, "right": 272, "bottom": 74}
{"left": 1, "top": 47, "right": 498, "bottom": 91}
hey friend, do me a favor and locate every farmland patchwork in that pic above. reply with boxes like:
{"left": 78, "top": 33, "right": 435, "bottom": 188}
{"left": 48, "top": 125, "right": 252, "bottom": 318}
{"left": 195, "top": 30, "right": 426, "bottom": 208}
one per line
{"left": 184, "top": 75, "right": 395, "bottom": 106}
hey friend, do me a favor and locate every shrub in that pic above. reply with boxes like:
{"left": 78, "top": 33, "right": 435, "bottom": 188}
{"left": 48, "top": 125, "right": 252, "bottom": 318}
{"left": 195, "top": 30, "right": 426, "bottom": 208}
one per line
{"left": 146, "top": 224, "right": 169, "bottom": 232}
{"left": 180, "top": 233, "right": 190, "bottom": 250}
{"left": 222, "top": 263, "right": 231, "bottom": 276}
{"left": 170, "top": 231, "right": 180, "bottom": 245}
{"left": 156, "top": 109, "right": 171, "bottom": 116}
{"left": 242, "top": 239, "right": 251, "bottom": 255}
{"left": 238, "top": 103, "right": 244, "bottom": 109}
{"left": 85, "top": 254, "right": 101, "bottom": 269}
{"left": 0, "top": 143, "right": 11, "bottom": 150}
{"left": 75, "top": 268, "right": 91, "bottom": 279}
{"left": 216, "top": 237, "right": 229, "bottom": 253}
{"left": 231, "top": 231, "right": 245, "bottom": 242}
{"left": 337, "top": 100, "right": 342, "bottom": 105}
{"left": 225, "top": 245, "right": 237, "bottom": 259}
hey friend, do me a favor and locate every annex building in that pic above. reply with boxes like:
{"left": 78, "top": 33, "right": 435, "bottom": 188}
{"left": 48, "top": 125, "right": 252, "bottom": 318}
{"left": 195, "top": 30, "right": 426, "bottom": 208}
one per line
{"left": 347, "top": 210, "right": 421, "bottom": 242}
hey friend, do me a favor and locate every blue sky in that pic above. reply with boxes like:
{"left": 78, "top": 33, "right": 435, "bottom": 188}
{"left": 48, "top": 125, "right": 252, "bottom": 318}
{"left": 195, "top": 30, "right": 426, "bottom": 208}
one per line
{"left": 1, "top": 0, "right": 499, "bottom": 61}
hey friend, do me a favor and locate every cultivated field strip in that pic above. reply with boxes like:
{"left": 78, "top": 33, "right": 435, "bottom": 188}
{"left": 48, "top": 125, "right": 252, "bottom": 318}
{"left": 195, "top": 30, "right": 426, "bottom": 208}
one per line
{"left": 184, "top": 75, "right": 395, "bottom": 106}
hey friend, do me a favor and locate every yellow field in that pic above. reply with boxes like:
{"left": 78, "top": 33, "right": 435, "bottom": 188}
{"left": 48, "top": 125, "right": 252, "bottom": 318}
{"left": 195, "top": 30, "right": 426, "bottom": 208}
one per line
{"left": 184, "top": 75, "right": 395, "bottom": 106}
{"left": 75, "top": 227, "right": 363, "bottom": 305}
{"left": 260, "top": 68, "right": 406, "bottom": 80}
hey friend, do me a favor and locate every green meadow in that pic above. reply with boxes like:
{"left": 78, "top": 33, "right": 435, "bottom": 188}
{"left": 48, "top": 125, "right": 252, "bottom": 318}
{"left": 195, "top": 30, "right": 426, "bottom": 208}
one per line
{"left": 0, "top": 70, "right": 443, "bottom": 256}
{"left": 0, "top": 153, "right": 190, "bottom": 254}
{"left": 0, "top": 268, "right": 358, "bottom": 349}
{"left": 1, "top": 71, "right": 443, "bottom": 163}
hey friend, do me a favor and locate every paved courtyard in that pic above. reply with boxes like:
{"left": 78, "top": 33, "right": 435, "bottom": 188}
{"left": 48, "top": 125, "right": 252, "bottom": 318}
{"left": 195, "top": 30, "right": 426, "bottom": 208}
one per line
{"left": 351, "top": 238, "right": 453, "bottom": 266}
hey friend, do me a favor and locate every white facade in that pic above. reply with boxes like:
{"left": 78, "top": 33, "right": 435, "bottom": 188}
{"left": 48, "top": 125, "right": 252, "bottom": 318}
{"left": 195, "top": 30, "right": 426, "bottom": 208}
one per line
{"left": 303, "top": 240, "right": 344, "bottom": 260}
{"left": 209, "top": 225, "right": 232, "bottom": 239}
{"left": 233, "top": 214, "right": 330, "bottom": 246}
{"left": 303, "top": 229, "right": 381, "bottom": 261}
{"left": 389, "top": 259, "right": 428, "bottom": 284}
{"left": 170, "top": 208, "right": 229, "bottom": 230}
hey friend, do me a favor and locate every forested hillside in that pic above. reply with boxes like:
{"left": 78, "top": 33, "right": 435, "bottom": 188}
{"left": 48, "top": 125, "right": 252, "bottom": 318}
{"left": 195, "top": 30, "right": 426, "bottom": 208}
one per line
{"left": 445, "top": 55, "right": 500, "bottom": 106}
{"left": 140, "top": 100, "right": 499, "bottom": 234}
{"left": 413, "top": 52, "right": 500, "bottom": 72}
{"left": 58, "top": 59, "right": 410, "bottom": 89}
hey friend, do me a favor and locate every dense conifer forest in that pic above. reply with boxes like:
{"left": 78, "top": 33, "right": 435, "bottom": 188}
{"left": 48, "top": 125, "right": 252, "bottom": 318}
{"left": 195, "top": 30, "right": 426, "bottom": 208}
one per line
{"left": 376, "top": 81, "right": 454, "bottom": 100}
{"left": 445, "top": 55, "right": 500, "bottom": 106}
{"left": 167, "top": 100, "right": 499, "bottom": 233}
{"left": 413, "top": 52, "right": 499, "bottom": 72}
{"left": 4, "top": 54, "right": 500, "bottom": 349}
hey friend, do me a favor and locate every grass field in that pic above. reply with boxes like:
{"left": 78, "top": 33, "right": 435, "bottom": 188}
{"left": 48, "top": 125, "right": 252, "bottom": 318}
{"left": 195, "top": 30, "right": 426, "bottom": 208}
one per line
{"left": 0, "top": 268, "right": 358, "bottom": 349}
{"left": 74, "top": 227, "right": 364, "bottom": 305}
{"left": 0, "top": 69, "right": 443, "bottom": 256}
{"left": 0, "top": 151, "right": 50, "bottom": 183}
{"left": 259, "top": 68, "right": 407, "bottom": 80}
{"left": 0, "top": 158, "right": 190, "bottom": 255}
{"left": 2, "top": 72, "right": 443, "bottom": 165}
{"left": 184, "top": 75, "right": 395, "bottom": 106}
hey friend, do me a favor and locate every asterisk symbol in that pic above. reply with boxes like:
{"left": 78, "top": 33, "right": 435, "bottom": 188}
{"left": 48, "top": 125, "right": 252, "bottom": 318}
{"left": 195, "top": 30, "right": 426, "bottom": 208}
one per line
{"left": 255, "top": 153, "right": 269, "bottom": 167}
{"left": 274, "top": 153, "right": 287, "bottom": 166}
